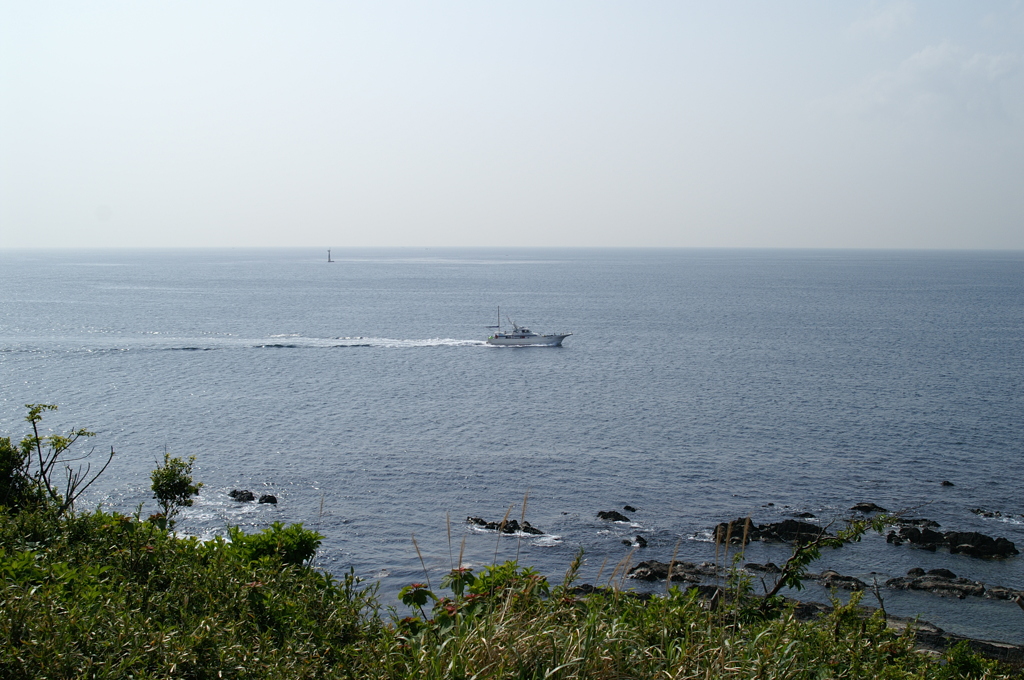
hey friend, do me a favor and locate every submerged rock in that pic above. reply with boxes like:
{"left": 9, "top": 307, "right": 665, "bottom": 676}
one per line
{"left": 229, "top": 489, "right": 255, "bottom": 502}
{"left": 258, "top": 494, "right": 277, "bottom": 504}
{"left": 598, "top": 510, "right": 631, "bottom": 522}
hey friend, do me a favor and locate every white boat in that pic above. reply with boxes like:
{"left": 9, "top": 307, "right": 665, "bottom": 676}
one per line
{"left": 485, "top": 309, "right": 571, "bottom": 346}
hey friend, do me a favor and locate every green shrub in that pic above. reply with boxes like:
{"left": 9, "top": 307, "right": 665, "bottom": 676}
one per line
{"left": 0, "top": 508, "right": 375, "bottom": 679}
{"left": 228, "top": 521, "right": 323, "bottom": 566}
{"left": 150, "top": 452, "right": 202, "bottom": 529}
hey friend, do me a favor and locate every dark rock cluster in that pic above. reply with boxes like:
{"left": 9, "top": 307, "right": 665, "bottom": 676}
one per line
{"left": 598, "top": 510, "right": 631, "bottom": 522}
{"left": 886, "top": 568, "right": 986, "bottom": 599}
{"left": 744, "top": 562, "right": 781, "bottom": 573}
{"left": 850, "top": 502, "right": 888, "bottom": 514}
{"left": 228, "top": 489, "right": 277, "bottom": 504}
{"left": 627, "top": 559, "right": 721, "bottom": 583}
{"left": 466, "top": 517, "right": 544, "bottom": 535}
{"left": 971, "top": 507, "right": 1024, "bottom": 520}
{"left": 817, "top": 570, "right": 866, "bottom": 591}
{"left": 714, "top": 518, "right": 833, "bottom": 545}
{"left": 886, "top": 526, "right": 1019, "bottom": 558}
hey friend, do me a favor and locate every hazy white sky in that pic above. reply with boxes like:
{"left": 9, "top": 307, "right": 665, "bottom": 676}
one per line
{"left": 1, "top": 1, "right": 1022, "bottom": 249}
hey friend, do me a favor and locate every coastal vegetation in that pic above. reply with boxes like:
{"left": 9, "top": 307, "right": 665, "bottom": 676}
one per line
{"left": 1, "top": 406, "right": 1019, "bottom": 679}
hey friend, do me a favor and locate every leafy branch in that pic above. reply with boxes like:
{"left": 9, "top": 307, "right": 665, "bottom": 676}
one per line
{"left": 1, "top": 404, "right": 114, "bottom": 516}
{"left": 760, "top": 514, "right": 892, "bottom": 613}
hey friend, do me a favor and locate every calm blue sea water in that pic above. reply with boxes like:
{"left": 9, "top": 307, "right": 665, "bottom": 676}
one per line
{"left": 1, "top": 248, "right": 1022, "bottom": 643}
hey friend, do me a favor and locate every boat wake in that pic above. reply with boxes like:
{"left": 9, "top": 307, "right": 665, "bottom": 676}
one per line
{"left": 5, "top": 335, "right": 489, "bottom": 354}
{"left": 264, "top": 337, "right": 488, "bottom": 349}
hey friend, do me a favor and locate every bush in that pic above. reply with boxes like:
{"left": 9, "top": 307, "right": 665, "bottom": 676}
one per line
{"left": 228, "top": 521, "right": 323, "bottom": 566}
{"left": 150, "top": 452, "right": 202, "bottom": 529}
{"left": 0, "top": 508, "right": 374, "bottom": 679}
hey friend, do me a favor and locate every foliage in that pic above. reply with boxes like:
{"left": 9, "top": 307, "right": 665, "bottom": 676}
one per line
{"left": 0, "top": 507, "right": 376, "bottom": 679}
{"left": 228, "top": 521, "right": 323, "bottom": 566}
{"left": 0, "top": 436, "right": 33, "bottom": 509}
{"left": 938, "top": 640, "right": 1001, "bottom": 680}
{"left": 150, "top": 452, "right": 202, "bottom": 529}
{"left": 372, "top": 558, "right": 1016, "bottom": 680}
{"left": 0, "top": 404, "right": 111, "bottom": 516}
{"left": 759, "top": 514, "right": 896, "bottom": 612}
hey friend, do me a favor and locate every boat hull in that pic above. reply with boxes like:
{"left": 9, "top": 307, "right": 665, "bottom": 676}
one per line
{"left": 486, "top": 333, "right": 571, "bottom": 347}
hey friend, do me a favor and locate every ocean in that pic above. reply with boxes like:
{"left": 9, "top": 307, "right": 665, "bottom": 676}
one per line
{"left": 1, "top": 247, "right": 1022, "bottom": 643}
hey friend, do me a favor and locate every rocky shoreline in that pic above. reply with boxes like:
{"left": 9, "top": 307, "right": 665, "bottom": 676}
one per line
{"left": 466, "top": 500, "right": 1023, "bottom": 659}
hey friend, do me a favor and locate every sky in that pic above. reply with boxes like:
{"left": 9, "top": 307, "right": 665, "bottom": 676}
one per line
{"left": 1, "top": 1, "right": 1023, "bottom": 249}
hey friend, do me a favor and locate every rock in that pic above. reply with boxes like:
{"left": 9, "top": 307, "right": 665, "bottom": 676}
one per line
{"left": 970, "top": 508, "right": 1001, "bottom": 518}
{"left": 940, "top": 480, "right": 954, "bottom": 486}
{"left": 467, "top": 516, "right": 544, "bottom": 534}
{"left": 794, "top": 511, "right": 816, "bottom": 518}
{"left": 229, "top": 489, "right": 255, "bottom": 502}
{"left": 897, "top": 526, "right": 945, "bottom": 549}
{"left": 851, "top": 502, "right": 888, "bottom": 514}
{"left": 598, "top": 510, "right": 631, "bottom": 522}
{"left": 745, "top": 562, "right": 781, "bottom": 573}
{"left": 907, "top": 567, "right": 925, "bottom": 577}
{"left": 627, "top": 560, "right": 679, "bottom": 582}
{"left": 627, "top": 560, "right": 720, "bottom": 582}
{"left": 985, "top": 586, "right": 1024, "bottom": 601}
{"left": 759, "top": 520, "right": 830, "bottom": 544}
{"left": 886, "top": 574, "right": 985, "bottom": 599}
{"left": 944, "top": 531, "right": 1019, "bottom": 558}
{"left": 886, "top": 531, "right": 903, "bottom": 546}
{"left": 900, "top": 518, "right": 941, "bottom": 529}
{"left": 713, "top": 518, "right": 833, "bottom": 545}
{"left": 713, "top": 518, "right": 756, "bottom": 544}
{"left": 635, "top": 535, "right": 647, "bottom": 548}
{"left": 927, "top": 568, "right": 956, "bottom": 579}
{"left": 623, "top": 505, "right": 638, "bottom": 513}
{"left": 258, "top": 494, "right": 277, "bottom": 504}
{"left": 819, "top": 570, "right": 866, "bottom": 591}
